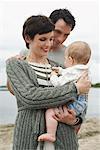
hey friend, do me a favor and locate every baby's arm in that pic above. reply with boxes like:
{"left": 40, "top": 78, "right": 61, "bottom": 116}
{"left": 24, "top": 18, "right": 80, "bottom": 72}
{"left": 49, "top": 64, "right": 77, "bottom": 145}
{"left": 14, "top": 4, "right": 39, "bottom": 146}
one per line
{"left": 50, "top": 67, "right": 68, "bottom": 86}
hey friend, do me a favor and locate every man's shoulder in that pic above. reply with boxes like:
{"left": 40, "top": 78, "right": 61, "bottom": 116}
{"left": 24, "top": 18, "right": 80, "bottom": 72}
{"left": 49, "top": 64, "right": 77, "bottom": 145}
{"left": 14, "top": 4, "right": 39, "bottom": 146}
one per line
{"left": 60, "top": 44, "right": 66, "bottom": 50}
{"left": 55, "top": 44, "right": 66, "bottom": 53}
{"left": 48, "top": 59, "right": 64, "bottom": 67}
{"left": 20, "top": 49, "right": 28, "bottom": 57}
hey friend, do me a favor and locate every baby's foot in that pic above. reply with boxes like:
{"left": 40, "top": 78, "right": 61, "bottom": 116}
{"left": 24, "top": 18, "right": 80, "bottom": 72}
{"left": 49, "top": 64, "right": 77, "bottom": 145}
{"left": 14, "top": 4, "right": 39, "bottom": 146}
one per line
{"left": 38, "top": 133, "right": 56, "bottom": 142}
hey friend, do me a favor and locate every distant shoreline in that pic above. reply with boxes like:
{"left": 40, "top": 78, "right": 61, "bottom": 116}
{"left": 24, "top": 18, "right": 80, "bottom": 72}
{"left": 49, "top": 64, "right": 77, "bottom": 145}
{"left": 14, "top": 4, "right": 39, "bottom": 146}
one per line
{"left": 0, "top": 89, "right": 8, "bottom": 91}
{"left": 0, "top": 85, "right": 8, "bottom": 91}
{"left": 0, "top": 87, "right": 8, "bottom": 91}
{"left": 91, "top": 83, "right": 100, "bottom": 88}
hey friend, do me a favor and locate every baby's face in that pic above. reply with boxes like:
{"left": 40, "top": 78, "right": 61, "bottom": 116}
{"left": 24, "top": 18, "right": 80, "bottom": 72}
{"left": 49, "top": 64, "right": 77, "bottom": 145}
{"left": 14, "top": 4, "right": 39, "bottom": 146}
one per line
{"left": 64, "top": 52, "right": 73, "bottom": 68}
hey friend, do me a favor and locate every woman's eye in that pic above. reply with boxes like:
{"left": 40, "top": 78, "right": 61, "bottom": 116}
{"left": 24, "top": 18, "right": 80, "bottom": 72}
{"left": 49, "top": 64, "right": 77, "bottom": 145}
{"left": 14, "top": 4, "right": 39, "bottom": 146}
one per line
{"left": 39, "top": 38, "right": 46, "bottom": 41}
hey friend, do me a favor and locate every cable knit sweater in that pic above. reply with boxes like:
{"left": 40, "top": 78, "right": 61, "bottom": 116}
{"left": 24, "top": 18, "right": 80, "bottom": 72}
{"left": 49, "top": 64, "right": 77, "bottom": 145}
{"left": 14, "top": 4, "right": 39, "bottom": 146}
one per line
{"left": 6, "top": 58, "right": 78, "bottom": 150}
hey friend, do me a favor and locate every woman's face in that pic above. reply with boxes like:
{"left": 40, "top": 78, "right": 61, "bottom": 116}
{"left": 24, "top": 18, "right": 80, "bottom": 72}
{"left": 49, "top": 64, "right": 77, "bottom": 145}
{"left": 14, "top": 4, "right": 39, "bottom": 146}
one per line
{"left": 29, "top": 31, "right": 54, "bottom": 57}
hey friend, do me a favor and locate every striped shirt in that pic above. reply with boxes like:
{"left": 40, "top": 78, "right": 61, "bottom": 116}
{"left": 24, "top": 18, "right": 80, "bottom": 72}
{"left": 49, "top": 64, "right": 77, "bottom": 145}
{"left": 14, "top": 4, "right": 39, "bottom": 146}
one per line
{"left": 28, "top": 62, "right": 53, "bottom": 87}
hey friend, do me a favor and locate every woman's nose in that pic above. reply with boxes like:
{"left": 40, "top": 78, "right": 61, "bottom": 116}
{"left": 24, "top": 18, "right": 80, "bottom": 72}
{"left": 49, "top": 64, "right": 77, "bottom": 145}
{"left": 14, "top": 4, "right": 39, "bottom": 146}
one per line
{"left": 45, "top": 40, "right": 52, "bottom": 48}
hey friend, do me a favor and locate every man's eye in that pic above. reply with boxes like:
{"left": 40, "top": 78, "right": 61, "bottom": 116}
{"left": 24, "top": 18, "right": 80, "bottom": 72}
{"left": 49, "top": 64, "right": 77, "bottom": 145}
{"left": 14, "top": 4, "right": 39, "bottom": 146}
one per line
{"left": 54, "top": 30, "right": 61, "bottom": 34}
{"left": 50, "top": 37, "right": 54, "bottom": 41}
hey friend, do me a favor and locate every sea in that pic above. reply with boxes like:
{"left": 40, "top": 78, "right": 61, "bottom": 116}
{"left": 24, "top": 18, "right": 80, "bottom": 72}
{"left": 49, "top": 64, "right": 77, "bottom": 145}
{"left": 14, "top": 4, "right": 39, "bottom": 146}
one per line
{"left": 0, "top": 88, "right": 100, "bottom": 124}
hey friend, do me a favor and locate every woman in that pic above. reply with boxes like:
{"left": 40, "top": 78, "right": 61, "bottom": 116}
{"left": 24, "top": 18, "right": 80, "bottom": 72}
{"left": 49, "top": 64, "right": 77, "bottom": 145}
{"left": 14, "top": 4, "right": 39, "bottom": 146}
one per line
{"left": 6, "top": 15, "right": 90, "bottom": 150}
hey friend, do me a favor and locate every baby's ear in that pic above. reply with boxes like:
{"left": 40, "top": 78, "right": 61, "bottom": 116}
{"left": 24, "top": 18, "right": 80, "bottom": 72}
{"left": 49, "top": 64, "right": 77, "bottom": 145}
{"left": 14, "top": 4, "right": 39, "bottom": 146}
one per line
{"left": 69, "top": 56, "right": 75, "bottom": 65}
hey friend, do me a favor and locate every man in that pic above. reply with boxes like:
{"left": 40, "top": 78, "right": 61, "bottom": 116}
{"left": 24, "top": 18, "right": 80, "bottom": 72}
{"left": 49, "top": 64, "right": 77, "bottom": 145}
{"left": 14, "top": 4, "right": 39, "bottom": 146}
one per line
{"left": 48, "top": 9, "right": 86, "bottom": 132}
{"left": 48, "top": 9, "right": 75, "bottom": 66}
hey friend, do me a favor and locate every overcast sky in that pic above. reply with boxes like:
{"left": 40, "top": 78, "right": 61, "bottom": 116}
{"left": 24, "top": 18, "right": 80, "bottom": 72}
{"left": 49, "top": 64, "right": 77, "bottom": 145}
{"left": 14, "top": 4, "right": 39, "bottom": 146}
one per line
{"left": 0, "top": 0, "right": 100, "bottom": 84}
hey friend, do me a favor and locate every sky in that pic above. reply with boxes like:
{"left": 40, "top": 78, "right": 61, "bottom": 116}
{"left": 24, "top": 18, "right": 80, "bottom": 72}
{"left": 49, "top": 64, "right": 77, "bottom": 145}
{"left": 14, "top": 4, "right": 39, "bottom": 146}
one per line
{"left": 0, "top": 0, "right": 100, "bottom": 84}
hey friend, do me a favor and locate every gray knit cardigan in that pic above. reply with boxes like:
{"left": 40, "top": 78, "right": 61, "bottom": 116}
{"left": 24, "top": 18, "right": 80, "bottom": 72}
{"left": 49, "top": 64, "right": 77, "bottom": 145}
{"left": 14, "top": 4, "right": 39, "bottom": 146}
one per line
{"left": 6, "top": 58, "right": 78, "bottom": 150}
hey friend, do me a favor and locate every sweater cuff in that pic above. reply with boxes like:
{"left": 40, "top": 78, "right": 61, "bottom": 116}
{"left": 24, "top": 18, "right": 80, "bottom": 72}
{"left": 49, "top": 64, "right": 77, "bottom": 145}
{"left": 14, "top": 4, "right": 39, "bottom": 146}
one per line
{"left": 72, "top": 83, "right": 78, "bottom": 94}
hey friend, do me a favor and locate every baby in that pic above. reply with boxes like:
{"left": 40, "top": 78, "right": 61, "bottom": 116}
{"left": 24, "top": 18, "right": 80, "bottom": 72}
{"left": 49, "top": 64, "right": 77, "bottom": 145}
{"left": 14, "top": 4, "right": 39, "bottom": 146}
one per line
{"left": 38, "top": 41, "right": 91, "bottom": 142}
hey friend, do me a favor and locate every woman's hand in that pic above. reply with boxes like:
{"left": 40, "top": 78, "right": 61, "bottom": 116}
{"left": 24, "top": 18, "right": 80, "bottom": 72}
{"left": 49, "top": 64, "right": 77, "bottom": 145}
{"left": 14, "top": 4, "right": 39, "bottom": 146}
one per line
{"left": 75, "top": 71, "right": 91, "bottom": 94}
{"left": 6, "top": 55, "right": 25, "bottom": 63}
{"left": 53, "top": 105, "right": 77, "bottom": 125}
{"left": 7, "top": 79, "right": 14, "bottom": 95}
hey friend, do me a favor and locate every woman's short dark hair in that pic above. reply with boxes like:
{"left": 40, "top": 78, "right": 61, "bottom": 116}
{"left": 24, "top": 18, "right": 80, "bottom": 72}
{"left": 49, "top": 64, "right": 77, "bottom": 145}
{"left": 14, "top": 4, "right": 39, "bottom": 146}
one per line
{"left": 22, "top": 15, "right": 55, "bottom": 49}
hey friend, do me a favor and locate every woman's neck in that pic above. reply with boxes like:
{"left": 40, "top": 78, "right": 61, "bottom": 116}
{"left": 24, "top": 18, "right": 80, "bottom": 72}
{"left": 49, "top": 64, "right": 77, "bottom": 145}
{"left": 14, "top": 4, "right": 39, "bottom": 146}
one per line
{"left": 26, "top": 53, "right": 48, "bottom": 64}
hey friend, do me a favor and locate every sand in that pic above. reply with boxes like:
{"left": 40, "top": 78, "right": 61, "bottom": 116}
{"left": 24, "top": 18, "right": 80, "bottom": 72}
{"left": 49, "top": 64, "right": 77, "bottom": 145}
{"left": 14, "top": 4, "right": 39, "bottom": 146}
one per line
{"left": 0, "top": 118, "right": 100, "bottom": 150}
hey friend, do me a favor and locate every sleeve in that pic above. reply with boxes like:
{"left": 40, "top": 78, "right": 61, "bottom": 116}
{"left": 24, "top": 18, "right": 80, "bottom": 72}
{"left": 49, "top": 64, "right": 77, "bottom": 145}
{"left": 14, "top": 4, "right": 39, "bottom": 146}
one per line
{"left": 6, "top": 58, "right": 78, "bottom": 110}
{"left": 77, "top": 99, "right": 88, "bottom": 122}
{"left": 58, "top": 67, "right": 63, "bottom": 74}
{"left": 69, "top": 94, "right": 88, "bottom": 116}
{"left": 50, "top": 71, "right": 78, "bottom": 87}
{"left": 50, "top": 74, "right": 62, "bottom": 86}
{"left": 74, "top": 95, "right": 88, "bottom": 125}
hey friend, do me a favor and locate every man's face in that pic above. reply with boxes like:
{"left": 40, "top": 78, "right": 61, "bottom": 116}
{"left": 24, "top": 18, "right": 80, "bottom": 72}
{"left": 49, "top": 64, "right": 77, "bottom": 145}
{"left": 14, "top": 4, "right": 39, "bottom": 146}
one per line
{"left": 53, "top": 19, "right": 72, "bottom": 49}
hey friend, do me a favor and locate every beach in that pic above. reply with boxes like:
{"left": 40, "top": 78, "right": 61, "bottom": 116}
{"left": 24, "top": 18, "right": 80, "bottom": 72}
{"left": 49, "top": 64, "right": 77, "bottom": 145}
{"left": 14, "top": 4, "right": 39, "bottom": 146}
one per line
{"left": 78, "top": 118, "right": 100, "bottom": 150}
{"left": 0, "top": 117, "right": 100, "bottom": 150}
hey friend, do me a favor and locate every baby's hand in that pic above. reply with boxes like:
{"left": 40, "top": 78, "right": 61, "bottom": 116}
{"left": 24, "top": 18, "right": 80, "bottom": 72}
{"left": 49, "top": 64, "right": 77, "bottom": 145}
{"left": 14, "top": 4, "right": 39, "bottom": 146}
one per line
{"left": 52, "top": 67, "right": 59, "bottom": 73}
{"left": 51, "top": 70, "right": 58, "bottom": 76}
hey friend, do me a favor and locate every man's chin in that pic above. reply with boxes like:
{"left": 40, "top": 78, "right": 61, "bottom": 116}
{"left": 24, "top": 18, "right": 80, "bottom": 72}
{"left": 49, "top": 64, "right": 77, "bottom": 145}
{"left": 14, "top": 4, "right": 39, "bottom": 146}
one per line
{"left": 53, "top": 43, "right": 60, "bottom": 50}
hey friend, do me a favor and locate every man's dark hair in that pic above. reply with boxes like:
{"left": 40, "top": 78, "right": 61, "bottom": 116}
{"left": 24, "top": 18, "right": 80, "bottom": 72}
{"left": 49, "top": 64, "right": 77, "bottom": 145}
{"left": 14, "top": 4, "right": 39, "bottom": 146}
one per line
{"left": 22, "top": 15, "right": 55, "bottom": 49}
{"left": 49, "top": 9, "right": 75, "bottom": 31}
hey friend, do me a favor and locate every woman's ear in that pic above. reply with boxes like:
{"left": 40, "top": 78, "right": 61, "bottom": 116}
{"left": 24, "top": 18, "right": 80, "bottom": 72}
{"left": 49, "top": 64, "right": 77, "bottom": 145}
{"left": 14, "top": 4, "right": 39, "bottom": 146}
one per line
{"left": 25, "top": 35, "right": 31, "bottom": 43}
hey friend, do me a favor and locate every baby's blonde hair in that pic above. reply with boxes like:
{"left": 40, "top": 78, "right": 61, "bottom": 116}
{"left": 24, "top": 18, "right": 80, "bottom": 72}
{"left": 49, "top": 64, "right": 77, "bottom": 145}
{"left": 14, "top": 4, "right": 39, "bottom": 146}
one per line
{"left": 65, "top": 41, "right": 91, "bottom": 64}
